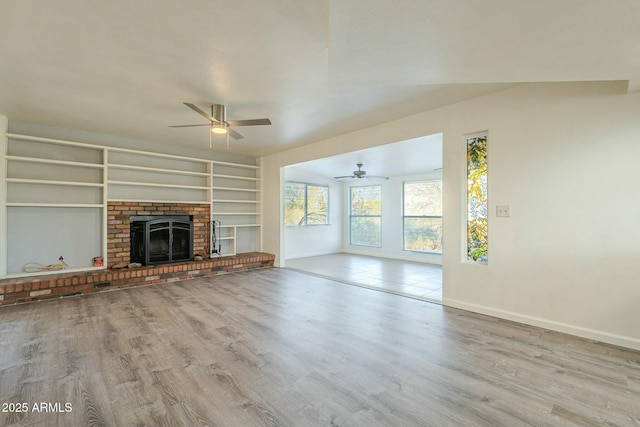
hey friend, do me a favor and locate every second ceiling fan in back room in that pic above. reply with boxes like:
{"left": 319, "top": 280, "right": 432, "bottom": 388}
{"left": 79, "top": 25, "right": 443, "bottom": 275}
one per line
{"left": 334, "top": 163, "right": 389, "bottom": 180}
{"left": 170, "top": 102, "right": 272, "bottom": 148}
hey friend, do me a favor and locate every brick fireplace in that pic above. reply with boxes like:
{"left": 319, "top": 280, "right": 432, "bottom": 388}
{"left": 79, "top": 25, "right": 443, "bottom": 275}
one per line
{"left": 107, "top": 202, "right": 210, "bottom": 268}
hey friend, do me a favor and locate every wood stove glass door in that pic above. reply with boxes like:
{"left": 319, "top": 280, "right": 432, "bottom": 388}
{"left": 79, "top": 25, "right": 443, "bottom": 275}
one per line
{"left": 148, "top": 221, "right": 171, "bottom": 264}
{"left": 171, "top": 222, "right": 192, "bottom": 262}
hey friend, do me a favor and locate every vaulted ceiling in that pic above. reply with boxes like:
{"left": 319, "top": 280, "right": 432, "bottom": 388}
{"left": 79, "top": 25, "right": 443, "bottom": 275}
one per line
{"left": 0, "top": 1, "right": 637, "bottom": 157}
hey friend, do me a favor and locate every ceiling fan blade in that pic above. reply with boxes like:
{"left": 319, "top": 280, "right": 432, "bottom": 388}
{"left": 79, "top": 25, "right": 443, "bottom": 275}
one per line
{"left": 365, "top": 175, "right": 390, "bottom": 180}
{"left": 183, "top": 102, "right": 222, "bottom": 124}
{"left": 333, "top": 175, "right": 355, "bottom": 180}
{"left": 228, "top": 128, "right": 244, "bottom": 140}
{"left": 168, "top": 124, "right": 211, "bottom": 128}
{"left": 226, "top": 118, "right": 272, "bottom": 127}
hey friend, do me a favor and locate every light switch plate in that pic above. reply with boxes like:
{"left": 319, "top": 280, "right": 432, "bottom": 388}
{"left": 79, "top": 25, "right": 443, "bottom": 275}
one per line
{"left": 496, "top": 205, "right": 511, "bottom": 217}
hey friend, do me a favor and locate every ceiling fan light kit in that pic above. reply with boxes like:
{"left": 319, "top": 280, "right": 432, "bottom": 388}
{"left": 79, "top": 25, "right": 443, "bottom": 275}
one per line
{"left": 211, "top": 124, "right": 227, "bottom": 134}
{"left": 170, "top": 102, "right": 272, "bottom": 147}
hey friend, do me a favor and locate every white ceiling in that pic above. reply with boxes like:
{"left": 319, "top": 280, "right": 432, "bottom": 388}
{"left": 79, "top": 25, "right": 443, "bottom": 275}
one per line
{"left": 287, "top": 133, "right": 442, "bottom": 180}
{"left": 0, "top": 1, "right": 637, "bottom": 157}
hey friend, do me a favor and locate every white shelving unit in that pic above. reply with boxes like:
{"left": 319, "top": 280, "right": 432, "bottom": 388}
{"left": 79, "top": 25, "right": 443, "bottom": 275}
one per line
{"left": 3, "top": 134, "right": 106, "bottom": 275}
{"left": 107, "top": 147, "right": 211, "bottom": 204}
{"left": 211, "top": 161, "right": 261, "bottom": 256}
{"left": 1, "top": 132, "right": 262, "bottom": 277}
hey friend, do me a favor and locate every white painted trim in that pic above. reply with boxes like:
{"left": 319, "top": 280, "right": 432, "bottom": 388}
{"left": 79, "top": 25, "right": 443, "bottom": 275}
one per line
{"left": 0, "top": 115, "right": 7, "bottom": 276}
{"left": 444, "top": 298, "right": 640, "bottom": 352}
{"left": 256, "top": 156, "right": 263, "bottom": 252}
{"left": 102, "top": 148, "right": 108, "bottom": 268}
{"left": 284, "top": 250, "right": 342, "bottom": 260}
{"left": 276, "top": 166, "right": 285, "bottom": 267}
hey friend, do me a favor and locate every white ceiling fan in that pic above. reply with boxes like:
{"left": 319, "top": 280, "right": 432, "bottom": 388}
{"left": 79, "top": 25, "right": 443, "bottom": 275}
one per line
{"left": 334, "top": 163, "right": 389, "bottom": 180}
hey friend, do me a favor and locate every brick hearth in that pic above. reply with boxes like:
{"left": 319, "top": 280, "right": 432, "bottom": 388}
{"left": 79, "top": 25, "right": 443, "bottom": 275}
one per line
{"left": 0, "top": 252, "right": 275, "bottom": 306}
{"left": 0, "top": 201, "right": 274, "bottom": 307}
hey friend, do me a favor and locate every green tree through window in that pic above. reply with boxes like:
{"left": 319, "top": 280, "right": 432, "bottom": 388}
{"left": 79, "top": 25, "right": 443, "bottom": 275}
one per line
{"left": 350, "top": 185, "right": 382, "bottom": 247}
{"left": 467, "top": 135, "right": 488, "bottom": 262}
{"left": 284, "top": 182, "right": 329, "bottom": 226}
{"left": 403, "top": 181, "right": 442, "bottom": 252}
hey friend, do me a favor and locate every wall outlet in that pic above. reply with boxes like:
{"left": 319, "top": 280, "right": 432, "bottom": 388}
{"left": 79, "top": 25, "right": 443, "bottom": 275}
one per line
{"left": 496, "top": 205, "right": 511, "bottom": 217}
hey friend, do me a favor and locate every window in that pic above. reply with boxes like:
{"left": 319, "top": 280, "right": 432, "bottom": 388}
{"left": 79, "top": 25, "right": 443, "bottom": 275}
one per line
{"left": 350, "top": 185, "right": 382, "bottom": 247}
{"left": 284, "top": 182, "right": 329, "bottom": 226}
{"left": 403, "top": 180, "right": 442, "bottom": 252}
{"left": 467, "top": 135, "right": 488, "bottom": 263}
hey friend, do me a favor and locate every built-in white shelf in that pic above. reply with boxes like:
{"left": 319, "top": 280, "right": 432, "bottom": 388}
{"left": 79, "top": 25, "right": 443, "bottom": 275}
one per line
{"left": 2, "top": 132, "right": 262, "bottom": 275}
{"left": 6, "top": 203, "right": 104, "bottom": 208}
{"left": 211, "top": 156, "right": 261, "bottom": 257}
{"left": 211, "top": 160, "right": 259, "bottom": 170}
{"left": 109, "top": 163, "right": 210, "bottom": 177}
{"left": 212, "top": 199, "right": 260, "bottom": 203}
{"left": 212, "top": 186, "right": 260, "bottom": 192}
{"left": 6, "top": 133, "right": 104, "bottom": 150}
{"left": 107, "top": 180, "right": 209, "bottom": 190}
{"left": 212, "top": 173, "right": 259, "bottom": 181}
{"left": 6, "top": 178, "right": 104, "bottom": 187}
{"left": 212, "top": 212, "right": 260, "bottom": 216}
{"left": 210, "top": 222, "right": 261, "bottom": 257}
{"left": 108, "top": 198, "right": 208, "bottom": 205}
{"left": 5, "top": 155, "right": 104, "bottom": 169}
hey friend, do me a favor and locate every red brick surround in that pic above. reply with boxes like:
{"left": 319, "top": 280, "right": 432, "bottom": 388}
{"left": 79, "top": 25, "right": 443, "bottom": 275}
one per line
{"left": 0, "top": 252, "right": 275, "bottom": 306}
{"left": 107, "top": 201, "right": 210, "bottom": 268}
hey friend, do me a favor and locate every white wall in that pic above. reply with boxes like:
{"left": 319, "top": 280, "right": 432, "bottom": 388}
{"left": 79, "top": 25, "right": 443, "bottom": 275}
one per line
{"left": 283, "top": 167, "right": 342, "bottom": 259}
{"left": 261, "top": 81, "right": 640, "bottom": 350}
{"left": 7, "top": 207, "right": 102, "bottom": 272}
{"left": 342, "top": 172, "right": 443, "bottom": 265}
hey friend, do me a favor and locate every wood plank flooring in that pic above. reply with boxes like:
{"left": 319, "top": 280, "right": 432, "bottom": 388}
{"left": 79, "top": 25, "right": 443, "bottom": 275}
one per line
{"left": 0, "top": 268, "right": 639, "bottom": 426}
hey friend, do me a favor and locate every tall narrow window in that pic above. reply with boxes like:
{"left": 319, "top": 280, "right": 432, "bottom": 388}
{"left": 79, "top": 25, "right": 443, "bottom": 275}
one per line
{"left": 350, "top": 185, "right": 382, "bottom": 247}
{"left": 284, "top": 182, "right": 329, "bottom": 226}
{"left": 467, "top": 135, "right": 488, "bottom": 262}
{"left": 403, "top": 180, "right": 442, "bottom": 252}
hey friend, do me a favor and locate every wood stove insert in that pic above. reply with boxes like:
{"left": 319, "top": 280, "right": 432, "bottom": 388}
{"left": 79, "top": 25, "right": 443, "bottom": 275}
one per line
{"left": 130, "top": 215, "right": 194, "bottom": 266}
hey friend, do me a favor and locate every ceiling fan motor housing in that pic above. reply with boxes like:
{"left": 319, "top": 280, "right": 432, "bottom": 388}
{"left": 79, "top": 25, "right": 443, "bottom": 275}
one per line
{"left": 212, "top": 104, "right": 226, "bottom": 123}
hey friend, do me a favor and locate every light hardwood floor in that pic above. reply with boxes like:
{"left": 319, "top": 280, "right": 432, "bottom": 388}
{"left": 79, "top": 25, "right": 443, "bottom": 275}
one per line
{"left": 286, "top": 253, "right": 442, "bottom": 302}
{"left": 0, "top": 268, "right": 639, "bottom": 426}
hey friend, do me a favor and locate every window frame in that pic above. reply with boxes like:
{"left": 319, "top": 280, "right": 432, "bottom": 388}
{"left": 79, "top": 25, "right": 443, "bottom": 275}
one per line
{"left": 466, "top": 133, "right": 488, "bottom": 264}
{"left": 402, "top": 179, "right": 443, "bottom": 254}
{"left": 349, "top": 184, "right": 382, "bottom": 247}
{"left": 283, "top": 181, "right": 330, "bottom": 227}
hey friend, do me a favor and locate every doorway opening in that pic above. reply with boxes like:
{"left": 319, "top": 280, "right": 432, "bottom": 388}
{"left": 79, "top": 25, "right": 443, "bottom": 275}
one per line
{"left": 281, "top": 133, "right": 443, "bottom": 303}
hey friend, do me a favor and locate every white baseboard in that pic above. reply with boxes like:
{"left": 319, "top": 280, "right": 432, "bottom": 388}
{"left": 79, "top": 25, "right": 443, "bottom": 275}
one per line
{"left": 284, "top": 250, "right": 341, "bottom": 261}
{"left": 342, "top": 248, "right": 442, "bottom": 265}
{"left": 444, "top": 298, "right": 640, "bottom": 352}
